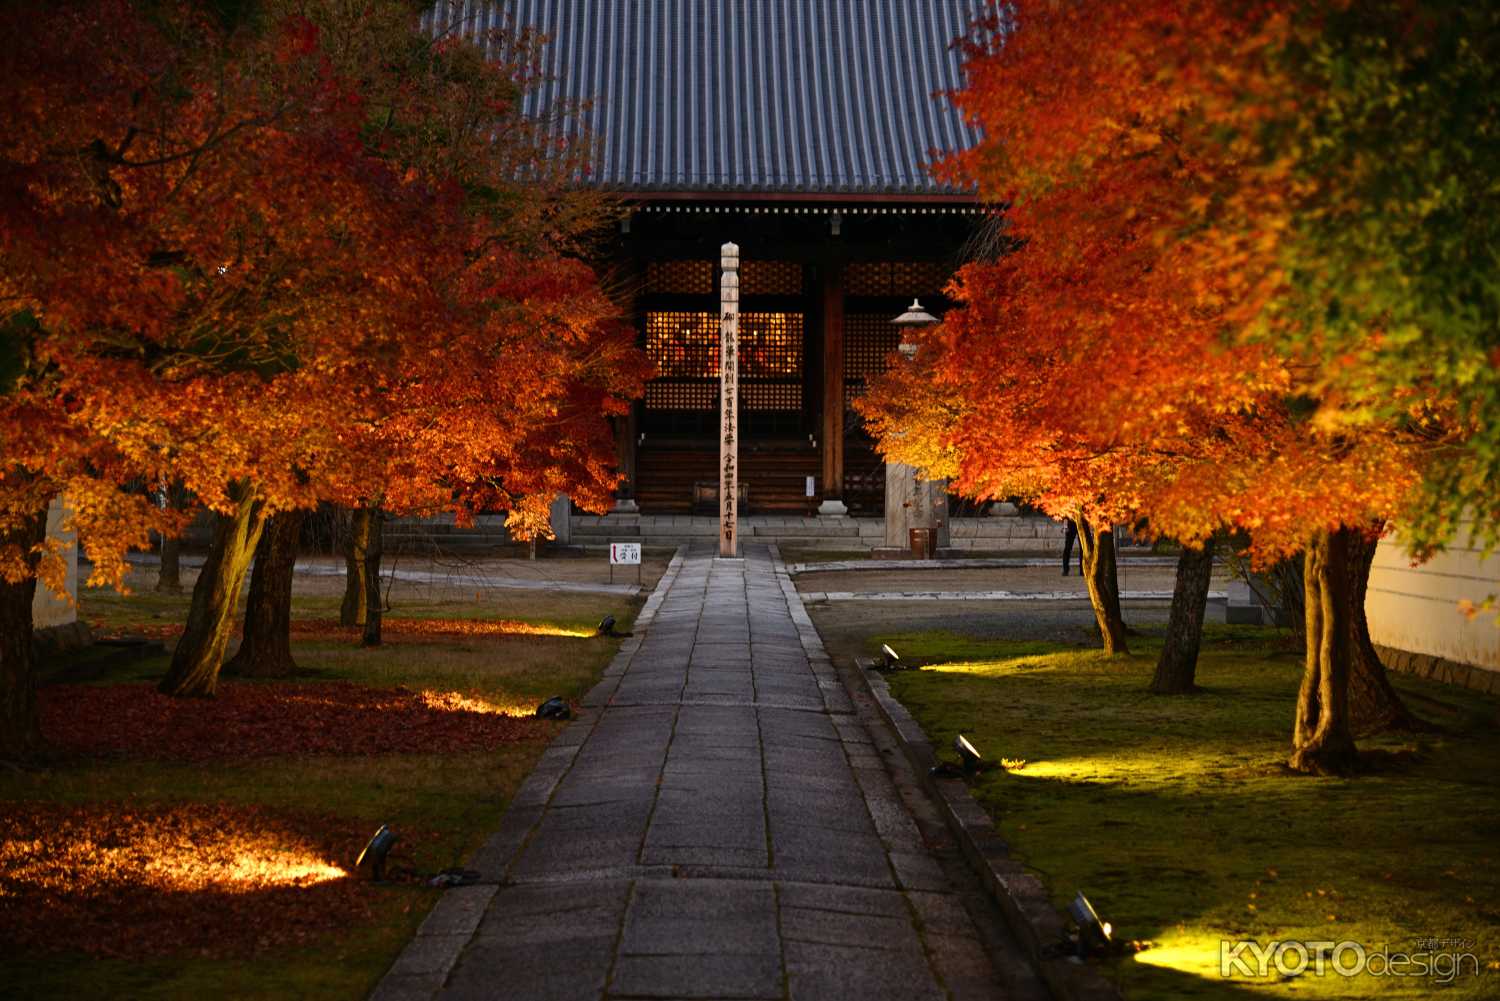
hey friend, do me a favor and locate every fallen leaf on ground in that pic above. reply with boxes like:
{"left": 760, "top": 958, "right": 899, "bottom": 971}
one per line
{"left": 41, "top": 681, "right": 554, "bottom": 761}
{"left": 0, "top": 802, "right": 379, "bottom": 957}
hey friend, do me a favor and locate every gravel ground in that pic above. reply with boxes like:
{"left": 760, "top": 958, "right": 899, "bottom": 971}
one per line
{"left": 119, "top": 550, "right": 671, "bottom": 598}
{"left": 794, "top": 561, "right": 1232, "bottom": 596}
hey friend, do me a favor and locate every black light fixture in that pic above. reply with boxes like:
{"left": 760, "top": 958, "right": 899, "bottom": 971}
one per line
{"left": 881, "top": 643, "right": 903, "bottom": 670}
{"left": 954, "top": 734, "right": 982, "bottom": 774}
{"left": 1069, "top": 891, "right": 1114, "bottom": 958}
{"left": 597, "top": 615, "right": 617, "bottom": 637}
{"left": 535, "top": 696, "right": 571, "bottom": 720}
{"left": 357, "top": 824, "right": 398, "bottom": 882}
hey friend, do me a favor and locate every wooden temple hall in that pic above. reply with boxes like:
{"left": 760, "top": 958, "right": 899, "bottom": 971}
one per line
{"left": 432, "top": 1, "right": 988, "bottom": 520}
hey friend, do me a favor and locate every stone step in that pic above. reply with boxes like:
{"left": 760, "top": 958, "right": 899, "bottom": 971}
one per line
{"left": 750, "top": 525, "right": 861, "bottom": 538}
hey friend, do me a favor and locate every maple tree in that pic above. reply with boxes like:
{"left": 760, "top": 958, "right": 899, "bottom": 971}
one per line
{"left": 862, "top": 0, "right": 1482, "bottom": 772}
{"left": 0, "top": 0, "right": 644, "bottom": 751}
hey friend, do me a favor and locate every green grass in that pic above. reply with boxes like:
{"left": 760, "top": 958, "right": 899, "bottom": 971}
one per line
{"left": 5, "top": 580, "right": 639, "bottom": 1001}
{"left": 878, "top": 627, "right": 1500, "bottom": 999}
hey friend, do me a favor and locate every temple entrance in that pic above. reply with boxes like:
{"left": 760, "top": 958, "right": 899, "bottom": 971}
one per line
{"left": 636, "top": 258, "right": 818, "bottom": 514}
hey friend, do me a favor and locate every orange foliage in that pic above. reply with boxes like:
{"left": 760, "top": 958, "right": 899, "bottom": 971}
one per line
{"left": 860, "top": 0, "right": 1423, "bottom": 559}
{"left": 0, "top": 0, "right": 647, "bottom": 591}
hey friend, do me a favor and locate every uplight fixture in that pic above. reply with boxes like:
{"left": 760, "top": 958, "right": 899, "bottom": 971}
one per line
{"left": 954, "top": 734, "right": 982, "bottom": 774}
{"left": 1069, "top": 891, "right": 1114, "bottom": 958}
{"left": 357, "top": 824, "right": 398, "bottom": 882}
{"left": 881, "top": 643, "right": 903, "bottom": 670}
{"left": 535, "top": 696, "right": 571, "bottom": 720}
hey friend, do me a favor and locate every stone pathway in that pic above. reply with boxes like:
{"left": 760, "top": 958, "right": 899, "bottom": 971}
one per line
{"left": 373, "top": 544, "right": 1046, "bottom": 1001}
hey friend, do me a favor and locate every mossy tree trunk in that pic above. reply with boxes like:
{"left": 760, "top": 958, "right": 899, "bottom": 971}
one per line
{"left": 1289, "top": 526, "right": 1360, "bottom": 775}
{"left": 224, "top": 509, "right": 305, "bottom": 679}
{"left": 0, "top": 503, "right": 48, "bottom": 760}
{"left": 158, "top": 482, "right": 267, "bottom": 697}
{"left": 1150, "top": 540, "right": 1215, "bottom": 694}
{"left": 360, "top": 507, "right": 384, "bottom": 647}
{"left": 1344, "top": 524, "right": 1426, "bottom": 734}
{"left": 1076, "top": 517, "right": 1128, "bottom": 655}
{"left": 340, "top": 506, "right": 370, "bottom": 627}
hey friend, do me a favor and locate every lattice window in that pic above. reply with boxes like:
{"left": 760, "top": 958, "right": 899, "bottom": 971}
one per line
{"left": 645, "top": 311, "right": 804, "bottom": 411}
{"left": 845, "top": 261, "right": 951, "bottom": 297}
{"left": 741, "top": 260, "right": 803, "bottom": 296}
{"left": 741, "top": 383, "right": 803, "bottom": 411}
{"left": 844, "top": 313, "right": 902, "bottom": 382}
{"left": 644, "top": 382, "right": 716, "bottom": 410}
{"left": 645, "top": 311, "right": 719, "bottom": 378}
{"left": 739, "top": 313, "right": 804, "bottom": 378}
{"left": 645, "top": 259, "right": 713, "bottom": 295}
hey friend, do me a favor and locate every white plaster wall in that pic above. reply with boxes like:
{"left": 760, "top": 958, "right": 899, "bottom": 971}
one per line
{"left": 31, "top": 496, "right": 78, "bottom": 629}
{"left": 1367, "top": 525, "right": 1499, "bottom": 670}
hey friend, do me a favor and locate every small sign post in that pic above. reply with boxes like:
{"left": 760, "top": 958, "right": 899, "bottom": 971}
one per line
{"left": 609, "top": 541, "right": 642, "bottom": 585}
{"left": 719, "top": 241, "right": 740, "bottom": 558}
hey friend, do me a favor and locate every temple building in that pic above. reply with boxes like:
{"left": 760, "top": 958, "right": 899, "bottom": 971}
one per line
{"left": 431, "top": 0, "right": 988, "bottom": 521}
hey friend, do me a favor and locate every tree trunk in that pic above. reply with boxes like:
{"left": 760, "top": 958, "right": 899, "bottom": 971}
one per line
{"left": 1, "top": 504, "right": 48, "bottom": 760}
{"left": 361, "top": 508, "right": 384, "bottom": 647}
{"left": 1076, "top": 517, "right": 1129, "bottom": 655}
{"left": 157, "top": 534, "right": 183, "bottom": 593}
{"left": 1344, "top": 525, "right": 1426, "bottom": 734}
{"left": 155, "top": 481, "right": 188, "bottom": 594}
{"left": 340, "top": 507, "right": 370, "bottom": 627}
{"left": 158, "top": 483, "right": 266, "bottom": 697}
{"left": 224, "top": 509, "right": 305, "bottom": 679}
{"left": 1288, "top": 526, "right": 1360, "bottom": 775}
{"left": 1150, "top": 541, "right": 1215, "bottom": 694}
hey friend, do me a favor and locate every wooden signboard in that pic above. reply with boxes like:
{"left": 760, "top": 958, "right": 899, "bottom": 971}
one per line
{"left": 719, "top": 242, "right": 740, "bottom": 558}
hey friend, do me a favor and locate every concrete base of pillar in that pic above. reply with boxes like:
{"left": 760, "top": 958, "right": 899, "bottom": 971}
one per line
{"left": 816, "top": 499, "right": 849, "bottom": 517}
{"left": 610, "top": 498, "right": 640, "bottom": 514}
{"left": 548, "top": 495, "right": 572, "bottom": 545}
{"left": 883, "top": 463, "right": 951, "bottom": 549}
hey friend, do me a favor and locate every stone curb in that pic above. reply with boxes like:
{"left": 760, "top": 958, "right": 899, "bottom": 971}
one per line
{"left": 767, "top": 545, "right": 855, "bottom": 716}
{"left": 848, "top": 666, "right": 1123, "bottom": 1001}
{"left": 367, "top": 547, "right": 688, "bottom": 1001}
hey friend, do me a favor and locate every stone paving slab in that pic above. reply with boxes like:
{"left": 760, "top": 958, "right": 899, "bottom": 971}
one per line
{"left": 372, "top": 543, "right": 1042, "bottom": 1001}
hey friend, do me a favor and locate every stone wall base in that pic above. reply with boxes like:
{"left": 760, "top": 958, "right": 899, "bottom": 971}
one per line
{"left": 33, "top": 620, "right": 94, "bottom": 659}
{"left": 1376, "top": 644, "right": 1500, "bottom": 695}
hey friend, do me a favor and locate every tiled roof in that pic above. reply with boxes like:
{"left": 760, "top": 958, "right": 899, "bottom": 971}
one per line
{"left": 426, "top": 1, "right": 984, "bottom": 196}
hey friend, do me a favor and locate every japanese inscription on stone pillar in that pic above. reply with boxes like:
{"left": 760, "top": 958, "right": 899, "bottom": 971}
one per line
{"left": 719, "top": 242, "right": 740, "bottom": 558}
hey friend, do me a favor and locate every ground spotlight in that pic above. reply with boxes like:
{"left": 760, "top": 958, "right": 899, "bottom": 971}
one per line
{"left": 881, "top": 644, "right": 903, "bottom": 670}
{"left": 1068, "top": 891, "right": 1114, "bottom": 958}
{"left": 357, "top": 824, "right": 398, "bottom": 882}
{"left": 597, "top": 615, "right": 616, "bottom": 636}
{"left": 954, "top": 734, "right": 982, "bottom": 774}
{"left": 535, "top": 696, "right": 571, "bottom": 720}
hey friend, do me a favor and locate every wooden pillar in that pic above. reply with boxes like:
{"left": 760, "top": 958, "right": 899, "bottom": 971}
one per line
{"left": 818, "top": 260, "right": 847, "bottom": 515}
{"left": 611, "top": 410, "right": 638, "bottom": 512}
{"left": 613, "top": 241, "right": 643, "bottom": 513}
{"left": 719, "top": 242, "right": 740, "bottom": 557}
